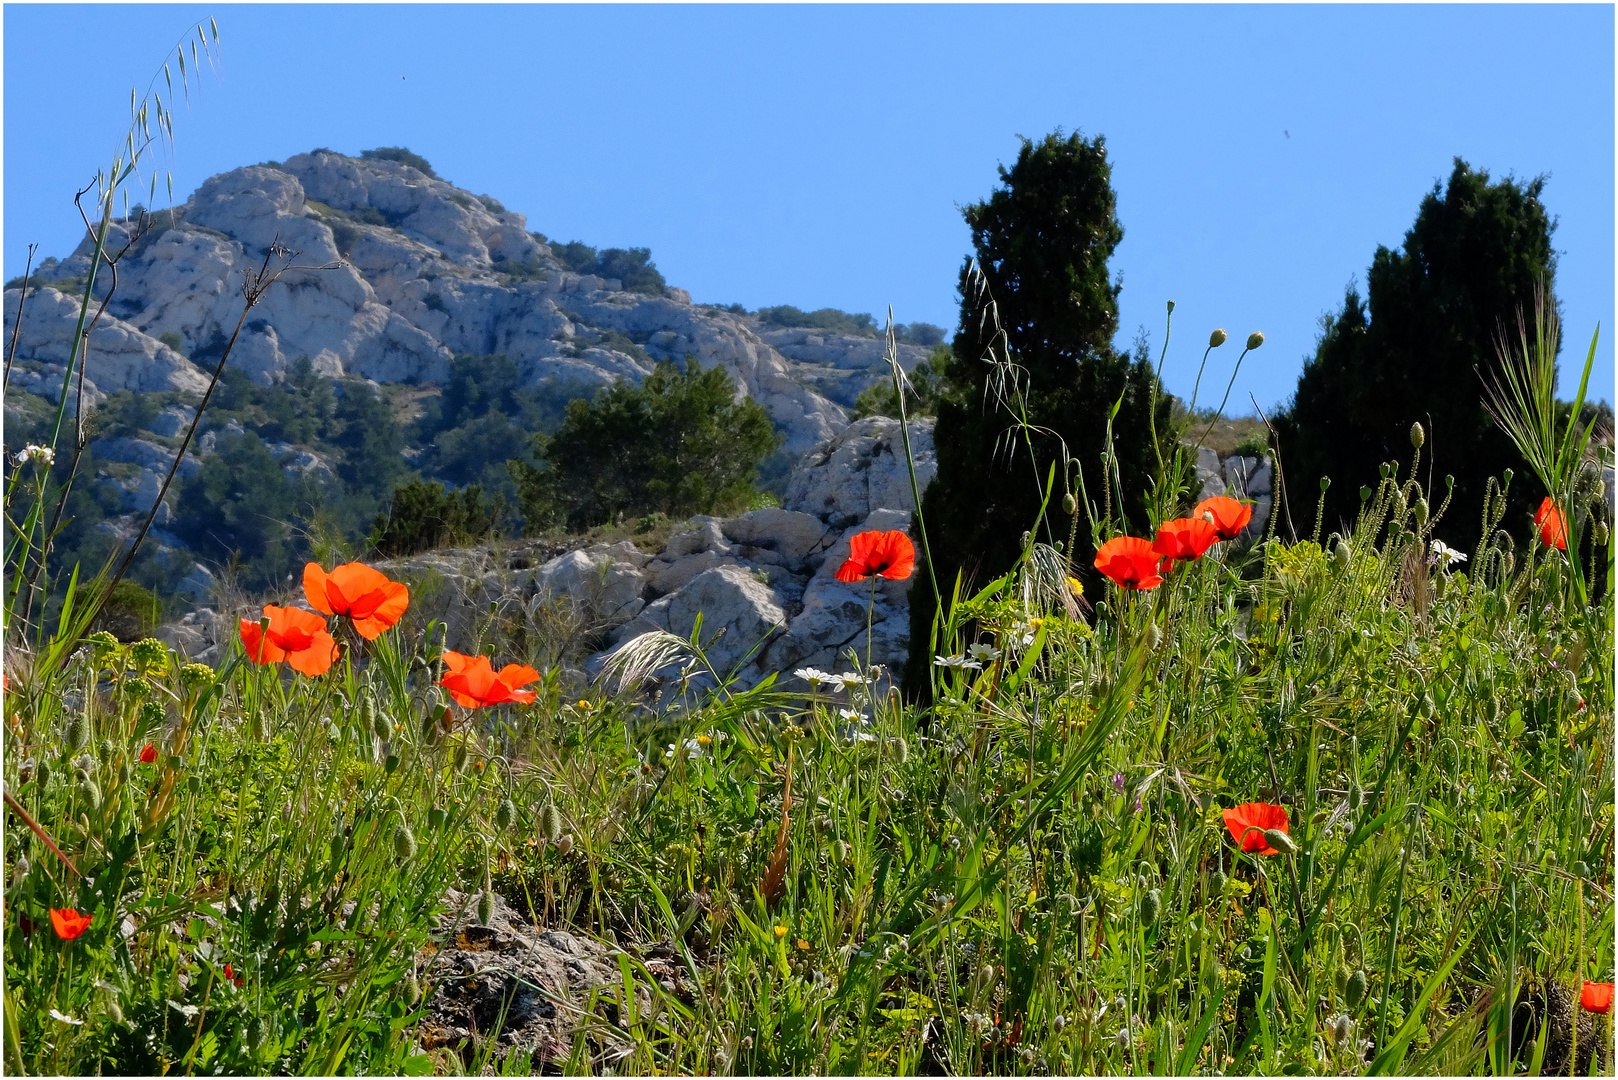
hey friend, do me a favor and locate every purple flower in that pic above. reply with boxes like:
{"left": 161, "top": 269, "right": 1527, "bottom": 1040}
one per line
{"left": 1112, "top": 772, "right": 1127, "bottom": 794}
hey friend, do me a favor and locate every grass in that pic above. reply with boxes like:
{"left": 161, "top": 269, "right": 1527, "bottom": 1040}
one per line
{"left": 4, "top": 421, "right": 1614, "bottom": 1075}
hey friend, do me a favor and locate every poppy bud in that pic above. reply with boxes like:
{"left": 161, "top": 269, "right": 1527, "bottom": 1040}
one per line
{"left": 1359, "top": 485, "right": 1372, "bottom": 503}
{"left": 106, "top": 999, "right": 124, "bottom": 1025}
{"left": 78, "top": 777, "right": 103, "bottom": 812}
{"left": 1334, "top": 540, "right": 1352, "bottom": 571}
{"left": 555, "top": 834, "right": 574, "bottom": 854}
{"left": 364, "top": 696, "right": 388, "bottom": 743}
{"left": 1409, "top": 422, "right": 1425, "bottom": 450}
{"left": 1062, "top": 493, "right": 1077, "bottom": 516}
{"left": 1140, "top": 888, "right": 1161, "bottom": 924}
{"left": 98, "top": 737, "right": 115, "bottom": 763}
{"left": 1052, "top": 1014, "right": 1067, "bottom": 1033}
{"left": 66, "top": 713, "right": 89, "bottom": 753}
{"left": 833, "top": 838, "right": 849, "bottom": 864}
{"left": 477, "top": 888, "right": 496, "bottom": 927}
{"left": 404, "top": 974, "right": 421, "bottom": 1006}
{"left": 974, "top": 963, "right": 998, "bottom": 998}
{"left": 1167, "top": 300, "right": 1176, "bottom": 313}
{"left": 1210, "top": 328, "right": 1228, "bottom": 348}
{"left": 393, "top": 823, "right": 417, "bottom": 860}
{"left": 1502, "top": 468, "right": 1513, "bottom": 489}
{"left": 119, "top": 761, "right": 131, "bottom": 786}
{"left": 1246, "top": 331, "right": 1265, "bottom": 350}
{"left": 1348, "top": 782, "right": 1364, "bottom": 810}
{"left": 1413, "top": 498, "right": 1429, "bottom": 528}
{"left": 494, "top": 797, "right": 515, "bottom": 833}
{"left": 1334, "top": 965, "right": 1349, "bottom": 998}
{"left": 246, "top": 1015, "right": 268, "bottom": 1054}
{"left": 452, "top": 744, "right": 468, "bottom": 771}
{"left": 1145, "top": 623, "right": 1163, "bottom": 651}
{"left": 35, "top": 760, "right": 51, "bottom": 789}
{"left": 384, "top": 754, "right": 400, "bottom": 775}
{"left": 1596, "top": 522, "right": 1610, "bottom": 547}
{"left": 895, "top": 736, "right": 909, "bottom": 764}
{"left": 1445, "top": 474, "right": 1454, "bottom": 491}
{"left": 1420, "top": 691, "right": 1435, "bottom": 719}
{"left": 1209, "top": 869, "right": 1228, "bottom": 895}
{"left": 541, "top": 801, "right": 563, "bottom": 841}
{"left": 252, "top": 711, "right": 270, "bottom": 742}
{"left": 1264, "top": 829, "right": 1296, "bottom": 854}
{"left": 420, "top": 710, "right": 439, "bottom": 742}
{"left": 1319, "top": 476, "right": 1331, "bottom": 494}
{"left": 1379, "top": 463, "right": 1392, "bottom": 480}
{"left": 1566, "top": 686, "right": 1584, "bottom": 712}
{"left": 1345, "top": 969, "right": 1367, "bottom": 1008}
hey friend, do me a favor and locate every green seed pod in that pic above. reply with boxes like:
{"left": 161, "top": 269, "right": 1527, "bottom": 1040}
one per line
{"left": 832, "top": 838, "right": 849, "bottom": 864}
{"left": 329, "top": 831, "right": 347, "bottom": 863}
{"left": 1334, "top": 539, "right": 1352, "bottom": 571}
{"left": 384, "top": 754, "right": 400, "bottom": 775}
{"left": 1140, "top": 888, "right": 1162, "bottom": 925}
{"left": 393, "top": 823, "right": 417, "bottom": 860}
{"left": 419, "top": 709, "right": 440, "bottom": 743}
{"left": 1348, "top": 782, "right": 1364, "bottom": 811}
{"left": 494, "top": 797, "right": 515, "bottom": 833}
{"left": 35, "top": 760, "right": 51, "bottom": 789}
{"left": 78, "top": 777, "right": 103, "bottom": 812}
{"left": 65, "top": 713, "right": 89, "bottom": 753}
{"left": 477, "top": 888, "right": 496, "bottom": 927}
{"left": 1345, "top": 969, "right": 1367, "bottom": 1009}
{"left": 403, "top": 974, "right": 421, "bottom": 1006}
{"left": 1379, "top": 463, "right": 1392, "bottom": 480}
{"left": 1574, "top": 860, "right": 1591, "bottom": 878}
{"left": 105, "top": 998, "right": 124, "bottom": 1025}
{"left": 541, "top": 801, "right": 563, "bottom": 842}
{"left": 1209, "top": 328, "right": 1228, "bottom": 348}
{"left": 98, "top": 737, "right": 115, "bottom": 763}
{"left": 1246, "top": 331, "right": 1265, "bottom": 350}
{"left": 1334, "top": 965, "right": 1349, "bottom": 998}
{"left": 1264, "top": 829, "right": 1297, "bottom": 855}
{"left": 1359, "top": 485, "right": 1372, "bottom": 503}
{"left": 1413, "top": 498, "right": 1429, "bottom": 528}
{"left": 1319, "top": 476, "right": 1331, "bottom": 494}
{"left": 1062, "top": 492, "right": 1077, "bottom": 516}
{"left": 1409, "top": 422, "right": 1425, "bottom": 450}
{"left": 1209, "top": 869, "right": 1228, "bottom": 896}
{"left": 1501, "top": 467, "right": 1513, "bottom": 489}
{"left": 252, "top": 711, "right": 270, "bottom": 742}
{"left": 452, "top": 744, "right": 468, "bottom": 771}
{"left": 894, "top": 736, "right": 909, "bottom": 765}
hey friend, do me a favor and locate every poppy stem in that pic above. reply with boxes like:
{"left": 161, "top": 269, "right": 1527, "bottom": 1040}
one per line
{"left": 865, "top": 576, "right": 877, "bottom": 680}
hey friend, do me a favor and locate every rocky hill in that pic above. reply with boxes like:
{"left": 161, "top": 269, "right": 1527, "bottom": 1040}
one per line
{"left": 3, "top": 149, "right": 936, "bottom": 595}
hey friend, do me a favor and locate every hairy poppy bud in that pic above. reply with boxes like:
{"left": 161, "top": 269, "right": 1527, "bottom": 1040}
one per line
{"left": 118, "top": 761, "right": 131, "bottom": 786}
{"left": 1140, "top": 888, "right": 1162, "bottom": 924}
{"left": 1502, "top": 468, "right": 1513, "bottom": 489}
{"left": 404, "top": 974, "right": 421, "bottom": 1006}
{"left": 105, "top": 998, "right": 124, "bottom": 1025}
{"left": 1052, "top": 1013, "right": 1067, "bottom": 1033}
{"left": 1145, "top": 623, "right": 1164, "bottom": 651}
{"left": 477, "top": 888, "right": 496, "bottom": 927}
{"left": 246, "top": 1015, "right": 268, "bottom": 1054}
{"left": 420, "top": 709, "right": 440, "bottom": 742}
{"left": 1359, "top": 485, "right": 1372, "bottom": 503}
{"left": 1210, "top": 328, "right": 1228, "bottom": 348}
{"left": 1264, "top": 829, "right": 1297, "bottom": 854}
{"left": 1348, "top": 782, "right": 1364, "bottom": 810}
{"left": 833, "top": 838, "right": 849, "bottom": 864}
{"left": 35, "top": 760, "right": 51, "bottom": 789}
{"left": 1319, "top": 476, "right": 1331, "bottom": 494}
{"left": 1334, "top": 965, "right": 1349, "bottom": 998}
{"left": 1409, "top": 422, "right": 1425, "bottom": 449}
{"left": 541, "top": 801, "right": 563, "bottom": 841}
{"left": 1246, "top": 331, "right": 1265, "bottom": 350}
{"left": 363, "top": 695, "right": 388, "bottom": 742}
{"left": 1209, "top": 869, "right": 1228, "bottom": 895}
{"left": 1379, "top": 463, "right": 1392, "bottom": 480}
{"left": 1413, "top": 498, "right": 1429, "bottom": 528}
{"left": 974, "top": 963, "right": 998, "bottom": 998}
{"left": 554, "top": 834, "right": 574, "bottom": 854}
{"left": 1062, "top": 492, "right": 1077, "bottom": 516}
{"left": 98, "top": 737, "right": 115, "bottom": 764}
{"left": 895, "top": 736, "right": 909, "bottom": 764}
{"left": 1596, "top": 521, "right": 1610, "bottom": 547}
{"left": 66, "top": 713, "right": 89, "bottom": 753}
{"left": 452, "top": 744, "right": 468, "bottom": 771}
{"left": 494, "top": 797, "right": 515, "bottom": 833}
{"left": 78, "top": 777, "right": 103, "bottom": 812}
{"left": 252, "top": 711, "right": 270, "bottom": 742}
{"left": 1334, "top": 540, "right": 1352, "bottom": 571}
{"left": 1345, "top": 969, "right": 1367, "bottom": 1008}
{"left": 393, "top": 823, "right": 417, "bottom": 860}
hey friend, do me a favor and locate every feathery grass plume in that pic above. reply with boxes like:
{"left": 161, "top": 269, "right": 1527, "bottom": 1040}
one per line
{"left": 596, "top": 629, "right": 701, "bottom": 694}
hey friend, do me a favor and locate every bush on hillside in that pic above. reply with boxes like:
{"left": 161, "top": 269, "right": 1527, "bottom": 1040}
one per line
{"left": 369, "top": 478, "right": 508, "bottom": 558}
{"left": 512, "top": 356, "right": 782, "bottom": 532}
{"left": 359, "top": 146, "right": 438, "bottom": 178}
{"left": 550, "top": 242, "right": 668, "bottom": 297}
{"left": 851, "top": 347, "right": 950, "bottom": 419}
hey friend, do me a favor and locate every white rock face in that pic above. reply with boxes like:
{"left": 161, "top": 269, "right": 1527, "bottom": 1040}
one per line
{"left": 783, "top": 416, "right": 936, "bottom": 527}
{"left": 4, "top": 286, "right": 211, "bottom": 398}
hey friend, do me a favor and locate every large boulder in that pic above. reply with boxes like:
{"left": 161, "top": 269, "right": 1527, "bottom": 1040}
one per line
{"left": 783, "top": 416, "right": 936, "bottom": 527}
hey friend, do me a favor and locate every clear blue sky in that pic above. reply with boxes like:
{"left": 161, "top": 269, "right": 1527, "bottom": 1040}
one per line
{"left": 5, "top": 4, "right": 1613, "bottom": 411}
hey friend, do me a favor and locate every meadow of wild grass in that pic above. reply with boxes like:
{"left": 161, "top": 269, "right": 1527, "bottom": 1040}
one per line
{"left": 3, "top": 33, "right": 1614, "bottom": 1075}
{"left": 4, "top": 302, "right": 1615, "bottom": 1076}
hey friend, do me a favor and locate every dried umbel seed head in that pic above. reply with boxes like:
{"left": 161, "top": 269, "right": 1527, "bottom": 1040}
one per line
{"left": 1209, "top": 328, "right": 1228, "bottom": 348}
{"left": 1246, "top": 331, "right": 1265, "bottom": 350}
{"left": 494, "top": 797, "right": 515, "bottom": 833}
{"left": 541, "top": 801, "right": 564, "bottom": 842}
{"left": 1140, "top": 888, "right": 1162, "bottom": 924}
{"left": 1409, "top": 421, "right": 1425, "bottom": 449}
{"left": 393, "top": 823, "right": 417, "bottom": 860}
{"left": 1345, "top": 969, "right": 1368, "bottom": 1008}
{"left": 477, "top": 888, "right": 496, "bottom": 927}
{"left": 1264, "top": 829, "right": 1297, "bottom": 855}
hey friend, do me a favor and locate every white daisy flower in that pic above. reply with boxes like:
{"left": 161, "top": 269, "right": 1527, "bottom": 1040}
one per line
{"left": 934, "top": 654, "right": 983, "bottom": 670}
{"left": 967, "top": 643, "right": 1000, "bottom": 663}
{"left": 1429, "top": 539, "right": 1468, "bottom": 568}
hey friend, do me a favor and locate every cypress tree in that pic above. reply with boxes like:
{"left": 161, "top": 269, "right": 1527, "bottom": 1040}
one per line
{"left": 1274, "top": 159, "right": 1560, "bottom": 554}
{"left": 904, "top": 130, "right": 1168, "bottom": 694}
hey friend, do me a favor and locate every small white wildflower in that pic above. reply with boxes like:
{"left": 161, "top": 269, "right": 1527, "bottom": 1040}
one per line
{"left": 934, "top": 654, "right": 983, "bottom": 671}
{"left": 15, "top": 444, "right": 55, "bottom": 467}
{"left": 1429, "top": 539, "right": 1468, "bottom": 568}
{"left": 794, "top": 667, "right": 834, "bottom": 687}
{"left": 828, "top": 671, "right": 866, "bottom": 690}
{"left": 967, "top": 643, "right": 1000, "bottom": 663}
{"left": 48, "top": 1008, "right": 83, "bottom": 1026}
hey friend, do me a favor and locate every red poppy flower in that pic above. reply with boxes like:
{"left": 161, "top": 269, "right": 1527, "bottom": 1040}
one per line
{"left": 1193, "top": 495, "right": 1254, "bottom": 542}
{"left": 1535, "top": 497, "right": 1567, "bottom": 551}
{"left": 49, "top": 907, "right": 92, "bottom": 940}
{"left": 1094, "top": 536, "right": 1164, "bottom": 590}
{"left": 303, "top": 562, "right": 410, "bottom": 640}
{"left": 439, "top": 651, "right": 541, "bottom": 709}
{"left": 239, "top": 606, "right": 339, "bottom": 678}
{"left": 834, "top": 530, "right": 916, "bottom": 582}
{"left": 1153, "top": 517, "right": 1221, "bottom": 563}
{"left": 139, "top": 743, "right": 157, "bottom": 764}
{"left": 1222, "top": 802, "right": 1290, "bottom": 855}
{"left": 1582, "top": 981, "right": 1614, "bottom": 1014}
{"left": 224, "top": 963, "right": 234, "bottom": 981}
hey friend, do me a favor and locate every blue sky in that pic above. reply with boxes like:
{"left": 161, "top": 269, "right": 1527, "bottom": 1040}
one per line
{"left": 5, "top": 4, "right": 1613, "bottom": 410}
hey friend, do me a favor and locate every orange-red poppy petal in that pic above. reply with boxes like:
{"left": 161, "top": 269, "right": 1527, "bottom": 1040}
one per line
{"left": 50, "top": 907, "right": 93, "bottom": 940}
{"left": 284, "top": 630, "right": 339, "bottom": 678}
{"left": 835, "top": 530, "right": 916, "bottom": 582}
{"left": 1153, "top": 517, "right": 1221, "bottom": 562}
{"left": 303, "top": 562, "right": 336, "bottom": 616}
{"left": 1094, "top": 536, "right": 1164, "bottom": 590}
{"left": 1536, "top": 497, "right": 1568, "bottom": 551}
{"left": 350, "top": 581, "right": 410, "bottom": 639}
{"left": 1222, "top": 802, "right": 1289, "bottom": 855}
{"left": 239, "top": 619, "right": 288, "bottom": 665}
{"left": 1193, "top": 495, "right": 1254, "bottom": 542}
{"left": 1581, "top": 981, "right": 1614, "bottom": 1014}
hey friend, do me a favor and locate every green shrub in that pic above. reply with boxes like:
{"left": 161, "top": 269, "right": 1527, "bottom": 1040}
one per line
{"left": 359, "top": 146, "right": 438, "bottom": 178}
{"left": 851, "top": 347, "right": 949, "bottom": 419}
{"left": 92, "top": 579, "right": 164, "bottom": 642}
{"left": 368, "top": 478, "right": 507, "bottom": 557}
{"left": 157, "top": 331, "right": 185, "bottom": 357}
